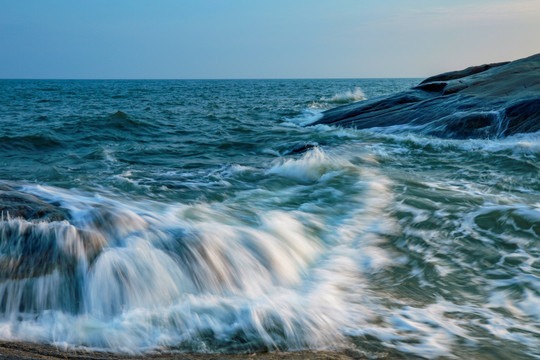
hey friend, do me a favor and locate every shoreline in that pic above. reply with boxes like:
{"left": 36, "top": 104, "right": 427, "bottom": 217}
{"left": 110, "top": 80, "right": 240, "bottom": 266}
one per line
{"left": 0, "top": 342, "right": 364, "bottom": 360}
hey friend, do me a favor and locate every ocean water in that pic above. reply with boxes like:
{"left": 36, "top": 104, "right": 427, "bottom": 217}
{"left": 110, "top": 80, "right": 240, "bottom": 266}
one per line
{"left": 1, "top": 79, "right": 540, "bottom": 359}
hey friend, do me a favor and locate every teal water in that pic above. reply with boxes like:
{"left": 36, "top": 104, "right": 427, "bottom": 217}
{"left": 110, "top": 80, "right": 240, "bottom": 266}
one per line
{"left": 0, "top": 79, "right": 539, "bottom": 359}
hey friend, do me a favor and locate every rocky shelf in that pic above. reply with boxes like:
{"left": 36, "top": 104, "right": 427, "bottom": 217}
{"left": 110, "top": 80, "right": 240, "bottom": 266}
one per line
{"left": 312, "top": 53, "right": 540, "bottom": 139}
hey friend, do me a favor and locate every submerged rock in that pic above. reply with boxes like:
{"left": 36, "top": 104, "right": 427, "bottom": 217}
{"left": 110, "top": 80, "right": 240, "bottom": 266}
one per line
{"left": 111, "top": 110, "right": 128, "bottom": 119}
{"left": 312, "top": 53, "right": 540, "bottom": 138}
{"left": 284, "top": 142, "right": 318, "bottom": 155}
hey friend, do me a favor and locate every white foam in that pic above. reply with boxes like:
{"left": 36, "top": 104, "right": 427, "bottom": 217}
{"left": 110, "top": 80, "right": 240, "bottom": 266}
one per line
{"left": 311, "top": 124, "right": 364, "bottom": 138}
{"left": 365, "top": 130, "right": 540, "bottom": 155}
{"left": 267, "top": 147, "right": 354, "bottom": 183}
{"left": 0, "top": 157, "right": 404, "bottom": 354}
{"left": 284, "top": 108, "right": 324, "bottom": 126}
{"left": 321, "top": 87, "right": 366, "bottom": 104}
{"left": 12, "top": 144, "right": 539, "bottom": 357}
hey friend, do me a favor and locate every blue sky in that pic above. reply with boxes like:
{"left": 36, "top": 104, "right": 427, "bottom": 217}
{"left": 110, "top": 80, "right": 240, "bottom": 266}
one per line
{"left": 1, "top": 0, "right": 539, "bottom": 79}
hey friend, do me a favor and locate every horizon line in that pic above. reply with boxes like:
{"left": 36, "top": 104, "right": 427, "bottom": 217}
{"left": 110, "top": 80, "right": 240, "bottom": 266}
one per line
{"left": 0, "top": 76, "right": 424, "bottom": 81}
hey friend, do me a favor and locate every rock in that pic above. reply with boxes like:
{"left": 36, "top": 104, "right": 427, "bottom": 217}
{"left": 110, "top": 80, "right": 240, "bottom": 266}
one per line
{"left": 312, "top": 53, "right": 540, "bottom": 138}
{"left": 413, "top": 82, "right": 447, "bottom": 93}
{"left": 0, "top": 185, "right": 73, "bottom": 283}
{"left": 505, "top": 98, "right": 540, "bottom": 135}
{"left": 284, "top": 142, "right": 318, "bottom": 155}
{"left": 418, "top": 61, "right": 509, "bottom": 84}
{"left": 0, "top": 219, "right": 106, "bottom": 283}
{"left": 0, "top": 185, "right": 69, "bottom": 222}
{"left": 0, "top": 186, "right": 107, "bottom": 302}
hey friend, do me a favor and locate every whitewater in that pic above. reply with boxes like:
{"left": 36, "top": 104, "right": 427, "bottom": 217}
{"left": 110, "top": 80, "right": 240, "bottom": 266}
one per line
{"left": 0, "top": 79, "right": 539, "bottom": 359}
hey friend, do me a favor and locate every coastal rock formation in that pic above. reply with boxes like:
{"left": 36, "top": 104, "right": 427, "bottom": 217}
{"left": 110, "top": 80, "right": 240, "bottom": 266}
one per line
{"left": 312, "top": 53, "right": 540, "bottom": 138}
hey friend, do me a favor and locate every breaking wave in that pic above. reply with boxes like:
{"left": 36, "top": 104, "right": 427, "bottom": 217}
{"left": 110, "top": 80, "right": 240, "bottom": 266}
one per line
{"left": 0, "top": 150, "right": 397, "bottom": 354}
{"left": 322, "top": 88, "right": 366, "bottom": 104}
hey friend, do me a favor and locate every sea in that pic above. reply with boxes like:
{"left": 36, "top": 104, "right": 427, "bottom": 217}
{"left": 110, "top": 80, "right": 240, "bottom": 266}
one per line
{"left": 0, "top": 79, "right": 539, "bottom": 359}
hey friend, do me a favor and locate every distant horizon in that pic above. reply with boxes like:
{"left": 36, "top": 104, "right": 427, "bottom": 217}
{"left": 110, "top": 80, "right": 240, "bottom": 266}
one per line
{"left": 1, "top": 1, "right": 539, "bottom": 79}
{"left": 0, "top": 76, "right": 425, "bottom": 81}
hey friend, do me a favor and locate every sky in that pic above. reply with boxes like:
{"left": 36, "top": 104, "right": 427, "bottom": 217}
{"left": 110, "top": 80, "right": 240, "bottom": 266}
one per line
{"left": 1, "top": 0, "right": 539, "bottom": 79}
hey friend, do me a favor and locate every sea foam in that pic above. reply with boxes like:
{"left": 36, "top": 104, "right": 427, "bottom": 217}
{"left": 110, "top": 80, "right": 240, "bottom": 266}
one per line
{"left": 322, "top": 87, "right": 366, "bottom": 104}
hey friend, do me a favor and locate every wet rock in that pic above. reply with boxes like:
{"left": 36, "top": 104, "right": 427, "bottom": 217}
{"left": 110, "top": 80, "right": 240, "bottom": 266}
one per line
{"left": 505, "top": 98, "right": 540, "bottom": 135}
{"left": 312, "top": 53, "right": 540, "bottom": 139}
{"left": 413, "top": 82, "right": 447, "bottom": 93}
{"left": 0, "top": 219, "right": 106, "bottom": 281}
{"left": 0, "top": 185, "right": 69, "bottom": 222}
{"left": 430, "top": 112, "right": 499, "bottom": 139}
{"left": 284, "top": 142, "right": 318, "bottom": 155}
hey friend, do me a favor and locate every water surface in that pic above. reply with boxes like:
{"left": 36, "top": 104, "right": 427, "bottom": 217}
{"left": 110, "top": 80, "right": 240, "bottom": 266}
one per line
{"left": 1, "top": 79, "right": 539, "bottom": 359}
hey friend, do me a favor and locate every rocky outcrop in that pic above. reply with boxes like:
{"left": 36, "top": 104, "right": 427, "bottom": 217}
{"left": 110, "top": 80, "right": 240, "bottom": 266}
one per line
{"left": 418, "top": 61, "right": 509, "bottom": 84}
{"left": 312, "top": 53, "right": 540, "bottom": 138}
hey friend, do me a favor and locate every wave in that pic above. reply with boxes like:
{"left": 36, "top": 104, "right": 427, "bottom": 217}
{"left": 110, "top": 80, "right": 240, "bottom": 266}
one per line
{"left": 359, "top": 128, "right": 540, "bottom": 156}
{"left": 0, "top": 176, "right": 385, "bottom": 353}
{"left": 267, "top": 147, "right": 355, "bottom": 183}
{"left": 102, "top": 110, "right": 152, "bottom": 130}
{"left": 2, "top": 140, "right": 535, "bottom": 357}
{"left": 0, "top": 134, "right": 62, "bottom": 151}
{"left": 284, "top": 108, "right": 324, "bottom": 126}
{"left": 72, "top": 111, "right": 159, "bottom": 137}
{"left": 0, "top": 145, "right": 403, "bottom": 355}
{"left": 321, "top": 88, "right": 366, "bottom": 104}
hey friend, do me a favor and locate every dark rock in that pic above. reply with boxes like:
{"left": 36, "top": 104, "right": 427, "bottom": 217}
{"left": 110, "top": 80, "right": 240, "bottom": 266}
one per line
{"left": 0, "top": 186, "right": 69, "bottom": 222}
{"left": 312, "top": 53, "right": 540, "bottom": 139}
{"left": 413, "top": 82, "right": 447, "bottom": 93}
{"left": 0, "top": 188, "right": 106, "bottom": 306}
{"left": 0, "top": 185, "right": 75, "bottom": 284}
{"left": 505, "top": 98, "right": 540, "bottom": 135}
{"left": 0, "top": 220, "right": 105, "bottom": 283}
{"left": 428, "top": 112, "right": 499, "bottom": 139}
{"left": 442, "top": 81, "right": 468, "bottom": 95}
{"left": 284, "top": 143, "right": 318, "bottom": 155}
{"left": 419, "top": 61, "right": 510, "bottom": 84}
